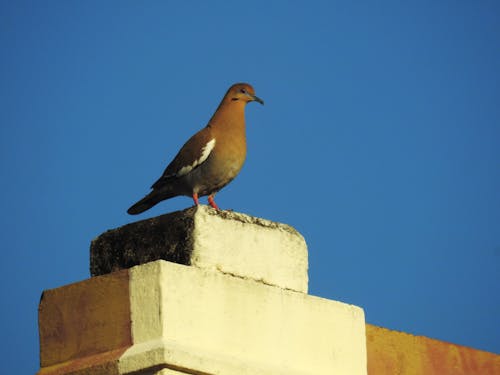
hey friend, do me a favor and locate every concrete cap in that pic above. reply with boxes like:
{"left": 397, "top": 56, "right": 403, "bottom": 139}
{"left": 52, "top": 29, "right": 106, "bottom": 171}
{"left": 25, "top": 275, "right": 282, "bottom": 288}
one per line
{"left": 38, "top": 260, "right": 367, "bottom": 375}
{"left": 91, "top": 205, "right": 309, "bottom": 293}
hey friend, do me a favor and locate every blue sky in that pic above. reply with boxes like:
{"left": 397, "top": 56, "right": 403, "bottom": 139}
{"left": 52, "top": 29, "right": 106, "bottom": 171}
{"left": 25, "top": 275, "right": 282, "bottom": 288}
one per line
{"left": 1, "top": 1, "right": 499, "bottom": 373}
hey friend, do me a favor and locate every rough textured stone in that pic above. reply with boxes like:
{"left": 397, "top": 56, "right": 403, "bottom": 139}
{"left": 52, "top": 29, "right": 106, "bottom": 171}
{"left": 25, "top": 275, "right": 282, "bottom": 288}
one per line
{"left": 90, "top": 205, "right": 308, "bottom": 293}
{"left": 90, "top": 209, "right": 196, "bottom": 276}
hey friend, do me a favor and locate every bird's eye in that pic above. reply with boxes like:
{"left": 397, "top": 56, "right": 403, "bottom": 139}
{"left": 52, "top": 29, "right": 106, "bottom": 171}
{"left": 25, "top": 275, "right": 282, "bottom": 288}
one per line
{"left": 240, "top": 88, "right": 247, "bottom": 94}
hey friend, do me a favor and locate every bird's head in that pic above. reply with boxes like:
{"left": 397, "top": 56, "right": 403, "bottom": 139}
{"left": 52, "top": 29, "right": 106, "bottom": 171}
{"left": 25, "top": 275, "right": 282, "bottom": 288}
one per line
{"left": 228, "top": 83, "right": 264, "bottom": 105}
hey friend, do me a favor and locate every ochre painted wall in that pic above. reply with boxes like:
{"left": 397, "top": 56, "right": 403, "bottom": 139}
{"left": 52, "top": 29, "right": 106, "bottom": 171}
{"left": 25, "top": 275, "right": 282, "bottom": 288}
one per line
{"left": 366, "top": 324, "right": 500, "bottom": 375}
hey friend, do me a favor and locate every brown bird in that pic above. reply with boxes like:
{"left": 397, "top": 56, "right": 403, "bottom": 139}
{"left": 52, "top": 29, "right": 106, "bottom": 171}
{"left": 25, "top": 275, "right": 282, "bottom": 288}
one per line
{"left": 127, "top": 83, "right": 264, "bottom": 215}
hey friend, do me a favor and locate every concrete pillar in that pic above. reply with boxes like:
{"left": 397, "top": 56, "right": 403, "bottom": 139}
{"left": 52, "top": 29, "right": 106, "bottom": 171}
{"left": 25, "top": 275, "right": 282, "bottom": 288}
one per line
{"left": 38, "top": 206, "right": 368, "bottom": 375}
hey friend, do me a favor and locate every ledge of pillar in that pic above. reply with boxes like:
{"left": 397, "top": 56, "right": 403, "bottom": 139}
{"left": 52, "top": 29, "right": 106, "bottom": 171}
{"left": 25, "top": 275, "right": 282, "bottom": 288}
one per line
{"left": 91, "top": 205, "right": 308, "bottom": 293}
{"left": 38, "top": 260, "right": 367, "bottom": 375}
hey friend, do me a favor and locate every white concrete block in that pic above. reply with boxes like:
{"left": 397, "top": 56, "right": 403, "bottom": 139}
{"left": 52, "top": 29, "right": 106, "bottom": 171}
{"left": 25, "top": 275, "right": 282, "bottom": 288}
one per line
{"left": 119, "top": 261, "right": 367, "bottom": 375}
{"left": 91, "top": 206, "right": 309, "bottom": 293}
{"left": 191, "top": 207, "right": 308, "bottom": 293}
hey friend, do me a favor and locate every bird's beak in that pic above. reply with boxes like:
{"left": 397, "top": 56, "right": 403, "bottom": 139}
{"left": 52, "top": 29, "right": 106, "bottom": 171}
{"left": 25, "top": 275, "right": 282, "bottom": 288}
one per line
{"left": 253, "top": 95, "right": 264, "bottom": 105}
{"left": 247, "top": 93, "right": 264, "bottom": 105}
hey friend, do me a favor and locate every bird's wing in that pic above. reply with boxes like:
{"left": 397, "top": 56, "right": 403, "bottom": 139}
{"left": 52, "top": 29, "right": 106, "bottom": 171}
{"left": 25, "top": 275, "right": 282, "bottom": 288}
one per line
{"left": 151, "top": 127, "right": 216, "bottom": 189}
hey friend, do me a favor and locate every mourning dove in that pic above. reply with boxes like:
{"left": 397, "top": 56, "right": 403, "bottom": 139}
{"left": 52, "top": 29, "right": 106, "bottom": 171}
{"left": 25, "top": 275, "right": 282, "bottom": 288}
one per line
{"left": 127, "top": 82, "right": 263, "bottom": 215}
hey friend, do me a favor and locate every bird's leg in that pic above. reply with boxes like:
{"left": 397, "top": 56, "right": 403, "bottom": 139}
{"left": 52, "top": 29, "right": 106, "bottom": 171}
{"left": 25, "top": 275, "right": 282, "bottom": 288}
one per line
{"left": 192, "top": 193, "right": 200, "bottom": 206}
{"left": 208, "top": 194, "right": 220, "bottom": 210}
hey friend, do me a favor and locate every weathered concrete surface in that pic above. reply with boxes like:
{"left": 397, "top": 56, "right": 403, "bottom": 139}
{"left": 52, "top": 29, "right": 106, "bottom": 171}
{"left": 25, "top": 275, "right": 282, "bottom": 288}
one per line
{"left": 91, "top": 205, "right": 308, "bottom": 293}
{"left": 367, "top": 324, "right": 500, "bottom": 375}
{"left": 38, "top": 260, "right": 368, "bottom": 375}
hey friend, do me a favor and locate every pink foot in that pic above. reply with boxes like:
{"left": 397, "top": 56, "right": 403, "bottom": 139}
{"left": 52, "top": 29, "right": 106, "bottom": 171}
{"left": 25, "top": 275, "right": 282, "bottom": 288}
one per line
{"left": 192, "top": 193, "right": 200, "bottom": 206}
{"left": 208, "top": 195, "right": 220, "bottom": 210}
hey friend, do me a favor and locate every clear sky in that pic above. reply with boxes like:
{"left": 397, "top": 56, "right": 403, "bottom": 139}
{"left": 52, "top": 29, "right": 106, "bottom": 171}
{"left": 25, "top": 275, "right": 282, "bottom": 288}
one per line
{"left": 1, "top": 1, "right": 499, "bottom": 373}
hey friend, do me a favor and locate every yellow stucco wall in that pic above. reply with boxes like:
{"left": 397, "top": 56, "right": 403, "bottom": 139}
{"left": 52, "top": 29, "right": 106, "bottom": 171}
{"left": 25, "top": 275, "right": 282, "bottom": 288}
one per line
{"left": 366, "top": 324, "right": 500, "bottom": 375}
{"left": 38, "top": 269, "right": 132, "bottom": 374}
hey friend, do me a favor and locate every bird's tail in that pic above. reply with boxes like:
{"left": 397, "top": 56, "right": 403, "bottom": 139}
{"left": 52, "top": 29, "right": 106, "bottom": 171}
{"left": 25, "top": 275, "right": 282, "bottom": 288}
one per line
{"left": 127, "top": 190, "right": 173, "bottom": 215}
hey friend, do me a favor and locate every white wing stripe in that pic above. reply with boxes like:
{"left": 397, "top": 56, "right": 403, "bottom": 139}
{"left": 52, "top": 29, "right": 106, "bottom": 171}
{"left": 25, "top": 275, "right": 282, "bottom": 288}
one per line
{"left": 176, "top": 138, "right": 216, "bottom": 177}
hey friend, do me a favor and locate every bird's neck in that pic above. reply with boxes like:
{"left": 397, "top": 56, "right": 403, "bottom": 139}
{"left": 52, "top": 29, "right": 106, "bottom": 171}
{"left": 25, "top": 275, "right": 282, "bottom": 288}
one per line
{"left": 208, "top": 100, "right": 247, "bottom": 133}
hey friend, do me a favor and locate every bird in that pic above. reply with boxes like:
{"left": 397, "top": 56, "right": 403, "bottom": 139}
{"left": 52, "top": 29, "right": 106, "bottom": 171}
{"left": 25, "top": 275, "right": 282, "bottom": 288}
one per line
{"left": 127, "top": 82, "right": 264, "bottom": 215}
